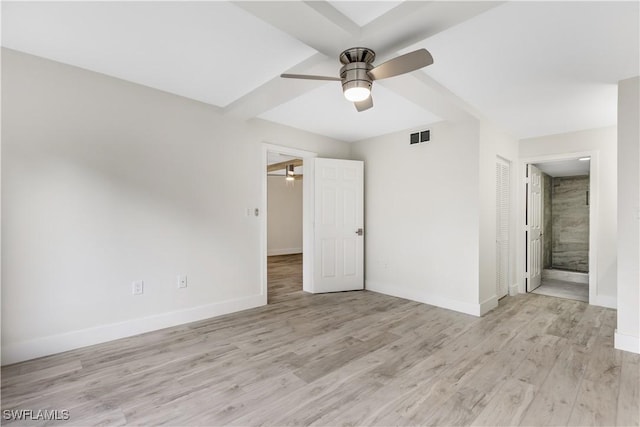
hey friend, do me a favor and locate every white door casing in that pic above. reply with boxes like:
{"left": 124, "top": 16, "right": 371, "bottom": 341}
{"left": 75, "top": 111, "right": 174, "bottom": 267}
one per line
{"left": 312, "top": 158, "right": 364, "bottom": 293}
{"left": 496, "top": 157, "right": 510, "bottom": 299}
{"left": 527, "top": 164, "right": 543, "bottom": 292}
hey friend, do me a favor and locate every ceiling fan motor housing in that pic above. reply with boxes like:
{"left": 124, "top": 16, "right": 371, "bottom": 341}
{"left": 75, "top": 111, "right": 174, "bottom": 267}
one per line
{"left": 339, "top": 47, "right": 375, "bottom": 64}
{"left": 339, "top": 47, "right": 376, "bottom": 96}
{"left": 340, "top": 62, "right": 374, "bottom": 93}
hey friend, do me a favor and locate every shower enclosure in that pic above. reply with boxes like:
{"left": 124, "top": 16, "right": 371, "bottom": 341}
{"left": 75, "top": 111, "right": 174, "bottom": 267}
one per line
{"left": 541, "top": 173, "right": 590, "bottom": 285}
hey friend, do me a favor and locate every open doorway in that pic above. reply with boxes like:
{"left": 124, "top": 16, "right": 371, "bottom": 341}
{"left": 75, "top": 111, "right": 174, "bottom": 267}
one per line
{"left": 526, "top": 157, "right": 591, "bottom": 302}
{"left": 261, "top": 144, "right": 364, "bottom": 301}
{"left": 266, "top": 152, "right": 304, "bottom": 303}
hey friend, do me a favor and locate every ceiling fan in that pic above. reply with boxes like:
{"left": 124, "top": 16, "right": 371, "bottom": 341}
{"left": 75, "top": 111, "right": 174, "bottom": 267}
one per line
{"left": 281, "top": 47, "right": 433, "bottom": 112}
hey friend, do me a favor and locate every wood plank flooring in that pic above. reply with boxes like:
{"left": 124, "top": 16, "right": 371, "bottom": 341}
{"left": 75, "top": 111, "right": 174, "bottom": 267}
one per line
{"left": 267, "top": 254, "right": 302, "bottom": 304}
{"left": 1, "top": 255, "right": 638, "bottom": 426}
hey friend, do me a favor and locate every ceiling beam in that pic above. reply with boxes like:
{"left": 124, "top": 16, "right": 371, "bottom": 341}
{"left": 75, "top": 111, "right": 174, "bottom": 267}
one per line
{"left": 229, "top": 1, "right": 504, "bottom": 125}
{"left": 267, "top": 158, "right": 303, "bottom": 173}
{"left": 233, "top": 1, "right": 357, "bottom": 58}
{"left": 366, "top": 2, "right": 504, "bottom": 123}
{"left": 377, "top": 74, "right": 471, "bottom": 123}
{"left": 362, "top": 2, "right": 504, "bottom": 60}
{"left": 267, "top": 174, "right": 304, "bottom": 180}
{"left": 302, "top": 1, "right": 360, "bottom": 38}
{"left": 224, "top": 53, "right": 338, "bottom": 120}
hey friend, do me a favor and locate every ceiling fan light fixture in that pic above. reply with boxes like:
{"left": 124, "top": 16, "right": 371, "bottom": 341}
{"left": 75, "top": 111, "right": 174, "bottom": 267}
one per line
{"left": 344, "top": 86, "right": 371, "bottom": 102}
{"left": 281, "top": 46, "right": 433, "bottom": 112}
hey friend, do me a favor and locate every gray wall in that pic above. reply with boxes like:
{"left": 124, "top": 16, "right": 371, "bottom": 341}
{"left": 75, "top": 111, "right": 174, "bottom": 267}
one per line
{"left": 552, "top": 176, "right": 590, "bottom": 272}
{"left": 267, "top": 175, "right": 303, "bottom": 255}
{"left": 1, "top": 48, "right": 351, "bottom": 363}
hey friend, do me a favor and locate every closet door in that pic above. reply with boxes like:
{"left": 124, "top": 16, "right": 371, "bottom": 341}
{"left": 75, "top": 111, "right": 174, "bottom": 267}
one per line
{"left": 496, "top": 157, "right": 510, "bottom": 298}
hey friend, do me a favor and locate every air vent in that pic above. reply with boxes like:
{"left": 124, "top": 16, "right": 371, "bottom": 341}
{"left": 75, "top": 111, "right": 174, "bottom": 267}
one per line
{"left": 410, "top": 129, "right": 430, "bottom": 145}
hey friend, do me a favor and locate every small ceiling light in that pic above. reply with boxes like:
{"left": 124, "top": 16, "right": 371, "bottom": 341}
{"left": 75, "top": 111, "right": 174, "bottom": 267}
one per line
{"left": 285, "top": 164, "right": 295, "bottom": 181}
{"left": 578, "top": 157, "right": 591, "bottom": 161}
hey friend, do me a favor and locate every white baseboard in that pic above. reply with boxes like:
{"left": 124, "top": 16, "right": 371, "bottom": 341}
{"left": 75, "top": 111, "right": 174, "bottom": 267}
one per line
{"left": 479, "top": 296, "right": 499, "bottom": 316}
{"left": 267, "top": 248, "right": 302, "bottom": 256}
{"left": 1, "top": 294, "right": 265, "bottom": 366}
{"left": 615, "top": 330, "right": 640, "bottom": 354}
{"left": 590, "top": 294, "right": 617, "bottom": 309}
{"left": 509, "top": 283, "right": 520, "bottom": 296}
{"left": 366, "top": 280, "right": 483, "bottom": 317}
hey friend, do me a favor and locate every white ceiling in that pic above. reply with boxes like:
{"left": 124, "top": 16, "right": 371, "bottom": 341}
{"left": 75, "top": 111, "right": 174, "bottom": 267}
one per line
{"left": 259, "top": 82, "right": 441, "bottom": 142}
{"left": 267, "top": 152, "right": 298, "bottom": 166}
{"left": 2, "top": 1, "right": 638, "bottom": 142}
{"left": 535, "top": 159, "right": 590, "bottom": 178}
{"left": 1, "top": 1, "right": 316, "bottom": 107}
{"left": 409, "top": 1, "right": 639, "bottom": 138}
{"left": 327, "top": 1, "right": 403, "bottom": 27}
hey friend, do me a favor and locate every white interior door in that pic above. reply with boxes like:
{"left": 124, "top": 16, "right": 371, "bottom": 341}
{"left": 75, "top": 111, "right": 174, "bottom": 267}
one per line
{"left": 496, "top": 158, "right": 510, "bottom": 299}
{"left": 527, "top": 164, "right": 542, "bottom": 292}
{"left": 312, "top": 158, "right": 364, "bottom": 293}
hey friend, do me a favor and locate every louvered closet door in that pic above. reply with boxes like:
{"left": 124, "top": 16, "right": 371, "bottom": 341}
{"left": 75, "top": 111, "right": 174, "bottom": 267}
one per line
{"left": 496, "top": 158, "right": 510, "bottom": 299}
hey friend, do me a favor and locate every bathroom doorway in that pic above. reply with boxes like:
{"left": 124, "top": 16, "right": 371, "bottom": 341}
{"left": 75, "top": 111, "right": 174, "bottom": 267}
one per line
{"left": 526, "top": 157, "right": 591, "bottom": 302}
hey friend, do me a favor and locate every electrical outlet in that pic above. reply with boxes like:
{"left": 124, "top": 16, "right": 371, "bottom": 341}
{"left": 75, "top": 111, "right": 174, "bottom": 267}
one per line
{"left": 177, "top": 275, "right": 187, "bottom": 289}
{"left": 132, "top": 280, "right": 144, "bottom": 295}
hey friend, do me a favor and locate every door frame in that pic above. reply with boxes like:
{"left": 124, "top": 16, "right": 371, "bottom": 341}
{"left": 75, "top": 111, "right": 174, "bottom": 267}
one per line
{"left": 526, "top": 163, "right": 543, "bottom": 293}
{"left": 517, "top": 151, "right": 598, "bottom": 304}
{"left": 261, "top": 143, "right": 317, "bottom": 302}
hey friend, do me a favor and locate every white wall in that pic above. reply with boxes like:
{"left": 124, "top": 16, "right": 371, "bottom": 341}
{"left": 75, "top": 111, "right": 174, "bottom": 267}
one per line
{"left": 519, "top": 126, "right": 618, "bottom": 308}
{"left": 616, "top": 76, "right": 640, "bottom": 353}
{"left": 267, "top": 175, "right": 302, "bottom": 255}
{"left": 1, "top": 48, "right": 350, "bottom": 364}
{"left": 351, "top": 119, "right": 484, "bottom": 315}
{"left": 478, "top": 122, "right": 519, "bottom": 310}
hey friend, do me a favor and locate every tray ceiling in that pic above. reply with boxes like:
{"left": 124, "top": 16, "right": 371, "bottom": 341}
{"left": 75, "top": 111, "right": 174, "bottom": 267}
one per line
{"left": 2, "top": 1, "right": 638, "bottom": 142}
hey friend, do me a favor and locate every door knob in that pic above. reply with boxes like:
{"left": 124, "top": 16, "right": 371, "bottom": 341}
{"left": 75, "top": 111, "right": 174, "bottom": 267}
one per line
{"left": 355, "top": 228, "right": 364, "bottom": 236}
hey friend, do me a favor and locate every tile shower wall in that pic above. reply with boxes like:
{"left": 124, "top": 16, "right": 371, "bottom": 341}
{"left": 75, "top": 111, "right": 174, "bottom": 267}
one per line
{"left": 552, "top": 176, "right": 590, "bottom": 272}
{"left": 542, "top": 173, "right": 553, "bottom": 269}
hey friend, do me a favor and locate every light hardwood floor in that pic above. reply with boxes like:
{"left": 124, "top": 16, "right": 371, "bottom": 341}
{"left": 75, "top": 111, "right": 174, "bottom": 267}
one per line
{"left": 1, "top": 255, "right": 638, "bottom": 426}
{"left": 267, "top": 253, "right": 302, "bottom": 304}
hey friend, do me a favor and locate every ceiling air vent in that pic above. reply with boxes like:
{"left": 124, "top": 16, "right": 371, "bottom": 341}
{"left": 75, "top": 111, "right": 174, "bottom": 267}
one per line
{"left": 410, "top": 129, "right": 430, "bottom": 145}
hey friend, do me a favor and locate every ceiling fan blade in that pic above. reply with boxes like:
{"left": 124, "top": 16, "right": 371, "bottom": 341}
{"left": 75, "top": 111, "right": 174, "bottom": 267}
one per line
{"left": 280, "top": 73, "right": 341, "bottom": 82}
{"left": 368, "top": 49, "right": 433, "bottom": 81}
{"left": 354, "top": 96, "right": 373, "bottom": 112}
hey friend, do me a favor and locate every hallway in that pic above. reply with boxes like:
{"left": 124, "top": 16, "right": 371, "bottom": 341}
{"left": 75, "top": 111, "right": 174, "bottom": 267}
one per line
{"left": 267, "top": 253, "right": 303, "bottom": 303}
